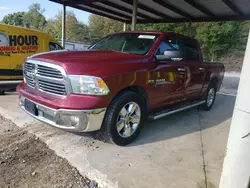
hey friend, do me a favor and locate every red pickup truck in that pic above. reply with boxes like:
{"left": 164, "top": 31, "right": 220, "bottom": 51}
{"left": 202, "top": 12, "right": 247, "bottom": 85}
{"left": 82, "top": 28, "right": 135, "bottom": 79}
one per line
{"left": 17, "top": 31, "right": 224, "bottom": 146}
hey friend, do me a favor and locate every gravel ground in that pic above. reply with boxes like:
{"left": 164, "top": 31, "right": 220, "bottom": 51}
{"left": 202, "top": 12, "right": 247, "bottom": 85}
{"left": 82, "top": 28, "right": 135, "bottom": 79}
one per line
{"left": 0, "top": 116, "right": 98, "bottom": 188}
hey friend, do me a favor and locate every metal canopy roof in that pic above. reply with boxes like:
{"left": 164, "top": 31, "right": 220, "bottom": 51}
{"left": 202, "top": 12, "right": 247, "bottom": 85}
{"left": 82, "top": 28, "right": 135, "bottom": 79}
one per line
{"left": 50, "top": 0, "right": 250, "bottom": 23}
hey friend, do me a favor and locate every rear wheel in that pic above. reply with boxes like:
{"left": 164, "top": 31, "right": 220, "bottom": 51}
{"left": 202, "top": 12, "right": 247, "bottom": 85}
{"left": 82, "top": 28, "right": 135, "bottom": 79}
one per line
{"left": 103, "top": 91, "right": 146, "bottom": 146}
{"left": 200, "top": 83, "right": 217, "bottom": 111}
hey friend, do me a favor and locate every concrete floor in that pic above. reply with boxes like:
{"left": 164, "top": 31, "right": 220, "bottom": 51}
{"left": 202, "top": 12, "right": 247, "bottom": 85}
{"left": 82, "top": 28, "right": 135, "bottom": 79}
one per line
{"left": 0, "top": 74, "right": 238, "bottom": 188}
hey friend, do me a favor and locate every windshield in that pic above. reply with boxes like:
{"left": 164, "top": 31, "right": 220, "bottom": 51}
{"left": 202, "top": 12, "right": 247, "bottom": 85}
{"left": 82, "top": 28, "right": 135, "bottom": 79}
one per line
{"left": 90, "top": 33, "right": 160, "bottom": 55}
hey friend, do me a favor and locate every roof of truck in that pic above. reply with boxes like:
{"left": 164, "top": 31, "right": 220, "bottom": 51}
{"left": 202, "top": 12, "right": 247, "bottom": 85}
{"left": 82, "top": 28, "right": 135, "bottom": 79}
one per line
{"left": 113, "top": 30, "right": 195, "bottom": 40}
{"left": 50, "top": 0, "right": 250, "bottom": 24}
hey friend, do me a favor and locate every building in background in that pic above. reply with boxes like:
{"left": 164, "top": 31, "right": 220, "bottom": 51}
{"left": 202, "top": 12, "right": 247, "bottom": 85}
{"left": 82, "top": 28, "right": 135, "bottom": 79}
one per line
{"left": 58, "top": 40, "right": 90, "bottom": 50}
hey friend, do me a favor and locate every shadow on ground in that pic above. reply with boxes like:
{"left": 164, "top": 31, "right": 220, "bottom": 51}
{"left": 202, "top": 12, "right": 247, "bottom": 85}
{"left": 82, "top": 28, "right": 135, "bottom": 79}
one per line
{"left": 131, "top": 94, "right": 235, "bottom": 146}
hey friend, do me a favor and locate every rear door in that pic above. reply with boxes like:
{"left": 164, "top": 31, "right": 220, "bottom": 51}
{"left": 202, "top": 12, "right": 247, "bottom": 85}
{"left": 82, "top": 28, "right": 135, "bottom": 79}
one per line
{"left": 182, "top": 38, "right": 205, "bottom": 99}
{"left": 0, "top": 30, "right": 11, "bottom": 80}
{"left": 151, "top": 36, "right": 187, "bottom": 107}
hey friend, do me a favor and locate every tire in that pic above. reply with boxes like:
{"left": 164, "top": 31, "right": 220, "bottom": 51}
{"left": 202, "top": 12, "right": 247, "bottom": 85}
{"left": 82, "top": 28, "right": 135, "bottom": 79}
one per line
{"left": 103, "top": 91, "right": 146, "bottom": 146}
{"left": 200, "top": 83, "right": 217, "bottom": 111}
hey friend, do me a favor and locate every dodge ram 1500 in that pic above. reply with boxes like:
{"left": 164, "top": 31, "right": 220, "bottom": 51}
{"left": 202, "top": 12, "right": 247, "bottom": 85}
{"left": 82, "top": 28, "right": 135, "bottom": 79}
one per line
{"left": 17, "top": 31, "right": 225, "bottom": 146}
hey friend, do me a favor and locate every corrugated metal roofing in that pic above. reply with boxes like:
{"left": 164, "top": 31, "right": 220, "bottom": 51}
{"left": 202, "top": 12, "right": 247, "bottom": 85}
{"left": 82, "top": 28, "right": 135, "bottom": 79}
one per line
{"left": 49, "top": 0, "right": 250, "bottom": 23}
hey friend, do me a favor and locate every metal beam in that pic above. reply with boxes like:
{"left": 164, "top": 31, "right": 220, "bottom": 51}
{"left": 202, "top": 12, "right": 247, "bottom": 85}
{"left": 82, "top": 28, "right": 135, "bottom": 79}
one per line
{"left": 136, "top": 15, "right": 250, "bottom": 23}
{"left": 184, "top": 0, "right": 215, "bottom": 17}
{"left": 61, "top": 3, "right": 66, "bottom": 48}
{"left": 152, "top": 0, "right": 194, "bottom": 20}
{"left": 131, "top": 0, "right": 138, "bottom": 31}
{"left": 50, "top": 0, "right": 250, "bottom": 23}
{"left": 123, "top": 23, "right": 127, "bottom": 32}
{"left": 188, "top": 22, "right": 192, "bottom": 36}
{"left": 101, "top": 1, "right": 152, "bottom": 20}
{"left": 221, "top": 0, "right": 244, "bottom": 16}
{"left": 66, "top": 2, "right": 128, "bottom": 22}
{"left": 63, "top": 0, "right": 106, "bottom": 4}
{"left": 88, "top": 3, "right": 132, "bottom": 20}
{"left": 120, "top": 0, "right": 174, "bottom": 20}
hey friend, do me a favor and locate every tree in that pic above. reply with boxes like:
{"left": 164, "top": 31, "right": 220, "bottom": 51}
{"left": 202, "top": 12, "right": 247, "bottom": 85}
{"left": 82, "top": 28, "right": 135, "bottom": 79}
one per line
{"left": 195, "top": 21, "right": 244, "bottom": 61}
{"left": 23, "top": 3, "right": 47, "bottom": 30}
{"left": 46, "top": 11, "right": 79, "bottom": 40}
{"left": 137, "top": 23, "right": 195, "bottom": 37}
{"left": 45, "top": 19, "right": 60, "bottom": 39}
{"left": 89, "top": 14, "right": 123, "bottom": 39}
{"left": 69, "top": 23, "right": 90, "bottom": 42}
{"left": 1, "top": 12, "right": 26, "bottom": 27}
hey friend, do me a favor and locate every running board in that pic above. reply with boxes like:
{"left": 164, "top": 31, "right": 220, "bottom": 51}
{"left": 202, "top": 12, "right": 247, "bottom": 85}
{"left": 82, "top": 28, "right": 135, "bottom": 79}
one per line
{"left": 149, "top": 100, "right": 206, "bottom": 120}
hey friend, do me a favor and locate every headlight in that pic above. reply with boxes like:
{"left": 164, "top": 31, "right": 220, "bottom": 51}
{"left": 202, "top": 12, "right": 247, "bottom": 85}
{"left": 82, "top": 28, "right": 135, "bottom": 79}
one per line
{"left": 68, "top": 75, "right": 110, "bottom": 95}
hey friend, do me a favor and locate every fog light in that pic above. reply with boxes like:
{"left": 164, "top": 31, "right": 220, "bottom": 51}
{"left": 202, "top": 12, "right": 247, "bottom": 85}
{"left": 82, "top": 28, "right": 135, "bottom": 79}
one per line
{"left": 56, "top": 114, "right": 71, "bottom": 126}
{"left": 55, "top": 112, "right": 88, "bottom": 131}
{"left": 70, "top": 116, "right": 80, "bottom": 127}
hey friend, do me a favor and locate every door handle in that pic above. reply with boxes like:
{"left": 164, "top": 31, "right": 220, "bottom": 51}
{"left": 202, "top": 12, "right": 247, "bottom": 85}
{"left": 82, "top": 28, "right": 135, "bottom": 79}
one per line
{"left": 177, "top": 68, "right": 186, "bottom": 71}
{"left": 199, "top": 67, "right": 205, "bottom": 71}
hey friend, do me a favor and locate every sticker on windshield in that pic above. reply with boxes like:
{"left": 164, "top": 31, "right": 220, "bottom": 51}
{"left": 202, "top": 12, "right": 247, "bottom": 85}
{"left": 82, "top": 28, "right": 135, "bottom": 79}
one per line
{"left": 138, "top": 35, "right": 156, "bottom": 39}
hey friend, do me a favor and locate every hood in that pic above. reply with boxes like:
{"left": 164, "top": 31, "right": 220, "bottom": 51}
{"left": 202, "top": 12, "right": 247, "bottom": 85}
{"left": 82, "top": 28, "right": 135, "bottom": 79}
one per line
{"left": 29, "top": 50, "right": 145, "bottom": 76}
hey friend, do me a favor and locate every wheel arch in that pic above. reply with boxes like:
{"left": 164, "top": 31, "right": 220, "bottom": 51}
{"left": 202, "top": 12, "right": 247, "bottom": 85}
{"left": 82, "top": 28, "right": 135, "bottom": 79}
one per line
{"left": 210, "top": 76, "right": 219, "bottom": 91}
{"left": 112, "top": 85, "right": 149, "bottom": 111}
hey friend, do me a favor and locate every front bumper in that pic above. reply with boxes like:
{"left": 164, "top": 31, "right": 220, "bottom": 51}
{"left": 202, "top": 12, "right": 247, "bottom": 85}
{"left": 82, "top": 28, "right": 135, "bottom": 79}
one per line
{"left": 19, "top": 95, "right": 106, "bottom": 132}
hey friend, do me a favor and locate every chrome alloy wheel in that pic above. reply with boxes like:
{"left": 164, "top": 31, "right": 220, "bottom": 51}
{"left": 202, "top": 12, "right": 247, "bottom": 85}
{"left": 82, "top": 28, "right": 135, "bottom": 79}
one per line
{"left": 207, "top": 88, "right": 215, "bottom": 107}
{"left": 116, "top": 102, "right": 141, "bottom": 138}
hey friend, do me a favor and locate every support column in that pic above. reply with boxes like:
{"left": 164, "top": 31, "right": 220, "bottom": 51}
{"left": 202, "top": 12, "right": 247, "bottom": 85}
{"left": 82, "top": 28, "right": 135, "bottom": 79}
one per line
{"left": 188, "top": 22, "right": 192, "bottom": 37}
{"left": 123, "top": 23, "right": 127, "bottom": 32}
{"left": 131, "top": 0, "right": 138, "bottom": 31}
{"left": 219, "top": 30, "right": 250, "bottom": 188}
{"left": 61, "top": 3, "right": 66, "bottom": 48}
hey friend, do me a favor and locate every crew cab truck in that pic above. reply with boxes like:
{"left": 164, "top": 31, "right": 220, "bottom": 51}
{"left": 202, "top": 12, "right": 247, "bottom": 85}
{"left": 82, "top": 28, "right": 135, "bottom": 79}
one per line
{"left": 17, "top": 31, "right": 224, "bottom": 146}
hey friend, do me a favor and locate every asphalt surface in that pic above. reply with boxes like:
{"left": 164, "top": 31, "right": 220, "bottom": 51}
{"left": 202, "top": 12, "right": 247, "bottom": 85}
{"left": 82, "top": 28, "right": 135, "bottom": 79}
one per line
{"left": 0, "top": 73, "right": 240, "bottom": 188}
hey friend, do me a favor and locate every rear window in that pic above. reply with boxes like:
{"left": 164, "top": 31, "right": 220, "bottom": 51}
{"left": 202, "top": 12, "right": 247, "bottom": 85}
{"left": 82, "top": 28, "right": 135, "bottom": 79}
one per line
{"left": 183, "top": 39, "right": 199, "bottom": 60}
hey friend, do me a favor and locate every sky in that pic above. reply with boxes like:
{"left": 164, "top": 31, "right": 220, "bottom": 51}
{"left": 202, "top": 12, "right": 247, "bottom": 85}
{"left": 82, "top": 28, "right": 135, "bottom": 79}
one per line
{"left": 0, "top": 0, "right": 90, "bottom": 24}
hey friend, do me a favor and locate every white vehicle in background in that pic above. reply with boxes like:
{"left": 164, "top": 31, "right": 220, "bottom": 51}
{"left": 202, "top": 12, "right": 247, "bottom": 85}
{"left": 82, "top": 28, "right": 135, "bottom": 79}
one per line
{"left": 58, "top": 40, "right": 90, "bottom": 50}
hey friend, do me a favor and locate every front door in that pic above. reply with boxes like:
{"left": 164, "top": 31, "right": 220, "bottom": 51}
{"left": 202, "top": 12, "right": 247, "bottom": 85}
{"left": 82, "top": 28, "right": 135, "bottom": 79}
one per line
{"left": 150, "top": 36, "right": 187, "bottom": 108}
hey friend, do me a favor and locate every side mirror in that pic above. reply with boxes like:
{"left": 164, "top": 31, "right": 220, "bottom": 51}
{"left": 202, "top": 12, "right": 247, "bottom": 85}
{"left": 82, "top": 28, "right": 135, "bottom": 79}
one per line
{"left": 156, "top": 50, "right": 183, "bottom": 61}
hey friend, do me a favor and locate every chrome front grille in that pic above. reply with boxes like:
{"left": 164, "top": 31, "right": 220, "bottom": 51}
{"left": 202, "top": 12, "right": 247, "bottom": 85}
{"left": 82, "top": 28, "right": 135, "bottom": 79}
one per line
{"left": 38, "top": 80, "right": 66, "bottom": 95}
{"left": 24, "top": 60, "right": 68, "bottom": 96}
{"left": 24, "top": 63, "right": 35, "bottom": 87}
{"left": 37, "top": 64, "right": 64, "bottom": 79}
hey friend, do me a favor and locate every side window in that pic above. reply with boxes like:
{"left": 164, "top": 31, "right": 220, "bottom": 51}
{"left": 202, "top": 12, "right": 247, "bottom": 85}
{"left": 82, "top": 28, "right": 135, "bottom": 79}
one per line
{"left": 0, "top": 32, "right": 9, "bottom": 46}
{"left": 49, "top": 42, "right": 63, "bottom": 51}
{"left": 0, "top": 32, "right": 10, "bottom": 56}
{"left": 183, "top": 39, "right": 199, "bottom": 60}
{"left": 156, "top": 37, "right": 180, "bottom": 55}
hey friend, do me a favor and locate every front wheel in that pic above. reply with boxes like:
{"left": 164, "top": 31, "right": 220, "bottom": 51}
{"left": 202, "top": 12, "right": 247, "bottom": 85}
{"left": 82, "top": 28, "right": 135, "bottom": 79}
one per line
{"left": 200, "top": 83, "right": 217, "bottom": 111}
{"left": 103, "top": 91, "right": 146, "bottom": 146}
